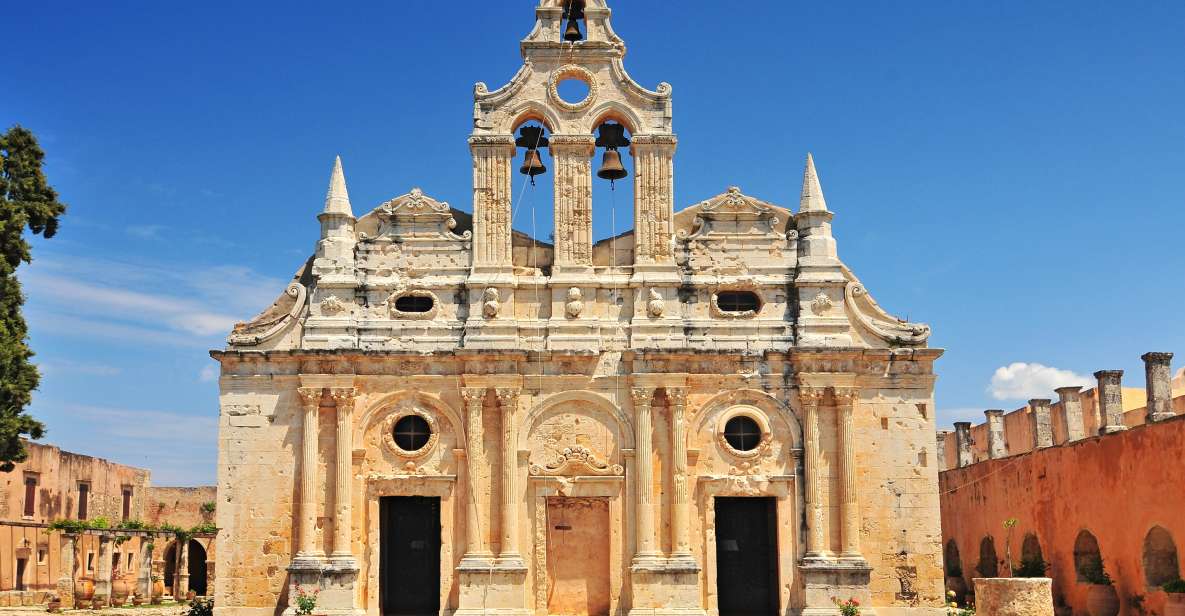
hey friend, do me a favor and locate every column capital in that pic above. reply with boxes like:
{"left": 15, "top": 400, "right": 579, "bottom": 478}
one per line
{"left": 832, "top": 387, "right": 859, "bottom": 408}
{"left": 630, "top": 134, "right": 678, "bottom": 148}
{"left": 468, "top": 134, "right": 516, "bottom": 153}
{"left": 461, "top": 387, "right": 487, "bottom": 406}
{"left": 1141, "top": 351, "right": 1174, "bottom": 364}
{"left": 665, "top": 386, "right": 688, "bottom": 406}
{"left": 549, "top": 133, "right": 596, "bottom": 154}
{"left": 985, "top": 409, "right": 1005, "bottom": 418}
{"left": 328, "top": 387, "right": 356, "bottom": 410}
{"left": 494, "top": 387, "right": 520, "bottom": 406}
{"left": 1054, "top": 386, "right": 1082, "bottom": 400}
{"left": 1094, "top": 369, "right": 1124, "bottom": 382}
{"left": 297, "top": 387, "right": 323, "bottom": 410}
{"left": 799, "top": 386, "right": 827, "bottom": 406}
{"left": 631, "top": 387, "right": 655, "bottom": 407}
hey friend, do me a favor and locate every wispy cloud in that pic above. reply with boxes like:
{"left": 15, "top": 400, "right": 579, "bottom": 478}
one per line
{"left": 39, "top": 359, "right": 122, "bottom": 377}
{"left": 199, "top": 364, "right": 218, "bottom": 382}
{"left": 988, "top": 362, "right": 1091, "bottom": 401}
{"left": 126, "top": 224, "right": 168, "bottom": 240}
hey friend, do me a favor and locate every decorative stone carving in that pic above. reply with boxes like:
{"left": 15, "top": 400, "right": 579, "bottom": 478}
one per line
{"left": 482, "top": 288, "right": 500, "bottom": 319}
{"left": 564, "top": 287, "right": 583, "bottom": 319}
{"left": 380, "top": 405, "right": 440, "bottom": 459}
{"left": 320, "top": 295, "right": 351, "bottom": 317}
{"left": 845, "top": 276, "right": 931, "bottom": 345}
{"left": 547, "top": 65, "right": 598, "bottom": 112}
{"left": 388, "top": 290, "right": 440, "bottom": 320}
{"left": 709, "top": 284, "right": 761, "bottom": 319}
{"left": 715, "top": 407, "right": 773, "bottom": 460}
{"left": 810, "top": 291, "right": 833, "bottom": 316}
{"left": 646, "top": 288, "right": 665, "bottom": 318}
{"left": 529, "top": 445, "right": 623, "bottom": 476}
{"left": 228, "top": 282, "right": 307, "bottom": 347}
{"left": 371, "top": 187, "right": 470, "bottom": 241}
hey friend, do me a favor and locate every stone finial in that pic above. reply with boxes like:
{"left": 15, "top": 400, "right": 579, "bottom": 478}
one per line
{"left": 322, "top": 155, "right": 354, "bottom": 218}
{"left": 954, "top": 422, "right": 973, "bottom": 468}
{"left": 1094, "top": 370, "right": 1128, "bottom": 434}
{"left": 1028, "top": 399, "right": 1054, "bottom": 449}
{"left": 1142, "top": 352, "right": 1175, "bottom": 422}
{"left": 1055, "top": 386, "right": 1086, "bottom": 442}
{"left": 984, "top": 410, "right": 1007, "bottom": 459}
{"left": 799, "top": 153, "right": 829, "bottom": 213}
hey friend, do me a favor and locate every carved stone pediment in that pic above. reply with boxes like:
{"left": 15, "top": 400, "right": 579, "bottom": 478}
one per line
{"left": 680, "top": 187, "right": 782, "bottom": 241}
{"left": 368, "top": 188, "right": 471, "bottom": 241}
{"left": 529, "top": 446, "right": 623, "bottom": 477}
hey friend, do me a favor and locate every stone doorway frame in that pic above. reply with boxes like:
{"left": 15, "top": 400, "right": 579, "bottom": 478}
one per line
{"left": 528, "top": 474, "right": 626, "bottom": 616}
{"left": 697, "top": 474, "right": 801, "bottom": 616}
{"left": 363, "top": 473, "right": 458, "bottom": 616}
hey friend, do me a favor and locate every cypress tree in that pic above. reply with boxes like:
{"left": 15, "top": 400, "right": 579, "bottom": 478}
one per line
{"left": 0, "top": 125, "right": 67, "bottom": 470}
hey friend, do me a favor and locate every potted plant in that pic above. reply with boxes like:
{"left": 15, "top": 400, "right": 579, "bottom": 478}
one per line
{"left": 46, "top": 594, "right": 62, "bottom": 613}
{"left": 74, "top": 577, "right": 95, "bottom": 609}
{"left": 1015, "top": 554, "right": 1049, "bottom": 578}
{"left": 111, "top": 568, "right": 131, "bottom": 606}
{"left": 294, "top": 585, "right": 319, "bottom": 616}
{"left": 1081, "top": 556, "right": 1118, "bottom": 616}
{"left": 151, "top": 574, "right": 164, "bottom": 604}
{"left": 1164, "top": 579, "right": 1185, "bottom": 616}
{"left": 831, "top": 596, "right": 860, "bottom": 616}
{"left": 132, "top": 592, "right": 144, "bottom": 607}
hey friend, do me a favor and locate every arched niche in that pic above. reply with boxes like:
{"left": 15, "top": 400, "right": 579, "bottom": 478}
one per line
{"left": 690, "top": 389, "right": 802, "bottom": 475}
{"left": 977, "top": 536, "right": 999, "bottom": 578}
{"left": 1074, "top": 530, "right": 1104, "bottom": 583}
{"left": 1019, "top": 533, "right": 1046, "bottom": 577}
{"left": 355, "top": 391, "right": 464, "bottom": 474}
{"left": 945, "top": 539, "right": 964, "bottom": 578}
{"left": 1143, "top": 526, "right": 1180, "bottom": 587}
{"left": 519, "top": 391, "right": 632, "bottom": 475}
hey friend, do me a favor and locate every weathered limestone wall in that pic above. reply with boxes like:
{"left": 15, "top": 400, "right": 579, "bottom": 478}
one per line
{"left": 145, "top": 487, "right": 217, "bottom": 529}
{"left": 939, "top": 414, "right": 1185, "bottom": 616}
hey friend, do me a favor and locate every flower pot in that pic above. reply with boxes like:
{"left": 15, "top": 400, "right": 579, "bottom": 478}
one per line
{"left": 75, "top": 577, "right": 96, "bottom": 601}
{"left": 1165, "top": 594, "right": 1185, "bottom": 616}
{"left": 91, "top": 598, "right": 104, "bottom": 610}
{"left": 152, "top": 579, "right": 165, "bottom": 599}
{"left": 112, "top": 576, "right": 131, "bottom": 605}
{"left": 187, "top": 589, "right": 197, "bottom": 601}
{"left": 1086, "top": 584, "right": 1119, "bottom": 616}
{"left": 132, "top": 596, "right": 144, "bottom": 606}
{"left": 47, "top": 599, "right": 62, "bottom": 613}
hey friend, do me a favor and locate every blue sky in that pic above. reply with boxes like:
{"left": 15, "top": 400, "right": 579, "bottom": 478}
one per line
{"left": 4, "top": 1, "right": 1183, "bottom": 484}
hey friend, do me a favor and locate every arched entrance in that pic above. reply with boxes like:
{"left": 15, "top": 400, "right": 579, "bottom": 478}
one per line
{"left": 162, "top": 542, "right": 177, "bottom": 596}
{"left": 188, "top": 540, "right": 208, "bottom": 596}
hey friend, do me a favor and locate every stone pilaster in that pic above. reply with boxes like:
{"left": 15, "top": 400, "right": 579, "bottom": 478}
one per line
{"left": 328, "top": 387, "right": 357, "bottom": 566}
{"left": 1055, "top": 387, "right": 1086, "bottom": 442}
{"left": 666, "top": 387, "right": 695, "bottom": 567}
{"left": 469, "top": 135, "right": 516, "bottom": 273}
{"left": 1029, "top": 399, "right": 1054, "bottom": 449}
{"left": 495, "top": 388, "right": 525, "bottom": 568}
{"left": 985, "top": 410, "right": 1006, "bottom": 459}
{"left": 1142, "top": 352, "right": 1176, "bottom": 422}
{"left": 1094, "top": 370, "right": 1128, "bottom": 434}
{"left": 293, "top": 387, "right": 325, "bottom": 566}
{"left": 549, "top": 135, "right": 595, "bottom": 272}
{"left": 833, "top": 388, "right": 863, "bottom": 561}
{"left": 800, "top": 387, "right": 828, "bottom": 559}
{"left": 630, "top": 386, "right": 661, "bottom": 568}
{"left": 954, "top": 422, "right": 974, "bottom": 468}
{"left": 459, "top": 388, "right": 494, "bottom": 566}
{"left": 630, "top": 135, "right": 677, "bottom": 266}
{"left": 56, "top": 534, "right": 76, "bottom": 607}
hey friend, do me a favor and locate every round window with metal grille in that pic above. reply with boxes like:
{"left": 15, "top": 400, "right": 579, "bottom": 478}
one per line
{"left": 393, "top": 415, "right": 432, "bottom": 452}
{"left": 723, "top": 416, "right": 762, "bottom": 452}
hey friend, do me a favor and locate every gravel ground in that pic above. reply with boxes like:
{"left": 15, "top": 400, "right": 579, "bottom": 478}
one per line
{"left": 0, "top": 605, "right": 188, "bottom": 616}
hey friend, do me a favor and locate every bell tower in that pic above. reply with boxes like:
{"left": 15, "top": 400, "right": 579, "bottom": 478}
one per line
{"left": 466, "top": 0, "right": 678, "bottom": 350}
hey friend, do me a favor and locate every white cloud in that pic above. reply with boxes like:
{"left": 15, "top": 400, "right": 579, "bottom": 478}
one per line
{"left": 988, "top": 362, "right": 1091, "bottom": 401}
{"left": 126, "top": 224, "right": 167, "bottom": 240}
{"left": 198, "top": 364, "right": 218, "bottom": 382}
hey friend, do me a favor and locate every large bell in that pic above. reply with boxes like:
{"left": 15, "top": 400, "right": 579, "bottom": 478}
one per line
{"left": 563, "top": 1, "right": 585, "bottom": 42}
{"left": 597, "top": 148, "right": 627, "bottom": 182}
{"left": 520, "top": 149, "right": 547, "bottom": 179}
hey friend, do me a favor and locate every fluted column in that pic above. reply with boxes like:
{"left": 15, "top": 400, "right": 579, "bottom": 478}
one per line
{"left": 630, "top": 135, "right": 677, "bottom": 265}
{"left": 550, "top": 135, "right": 595, "bottom": 269}
{"left": 295, "top": 387, "right": 324, "bottom": 564}
{"left": 469, "top": 135, "right": 516, "bottom": 271}
{"left": 666, "top": 387, "right": 694, "bottom": 565}
{"left": 329, "top": 387, "right": 356, "bottom": 565}
{"left": 1055, "top": 386, "right": 1086, "bottom": 442}
{"left": 495, "top": 388, "right": 524, "bottom": 567}
{"left": 460, "top": 388, "right": 493, "bottom": 563}
{"left": 1095, "top": 370, "right": 1127, "bottom": 434}
{"left": 631, "top": 387, "right": 660, "bottom": 566}
{"left": 1143, "top": 352, "right": 1176, "bottom": 422}
{"left": 800, "top": 387, "right": 828, "bottom": 559}
{"left": 834, "top": 388, "right": 863, "bottom": 560}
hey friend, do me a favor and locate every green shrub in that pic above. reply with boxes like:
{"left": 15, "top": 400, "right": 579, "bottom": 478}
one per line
{"left": 1164, "top": 579, "right": 1185, "bottom": 594}
{"left": 1015, "top": 555, "right": 1048, "bottom": 578}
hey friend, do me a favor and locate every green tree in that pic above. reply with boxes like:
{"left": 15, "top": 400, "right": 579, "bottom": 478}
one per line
{"left": 0, "top": 125, "right": 67, "bottom": 470}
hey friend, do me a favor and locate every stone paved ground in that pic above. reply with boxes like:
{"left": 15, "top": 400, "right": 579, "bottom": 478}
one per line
{"left": 0, "top": 605, "right": 188, "bottom": 616}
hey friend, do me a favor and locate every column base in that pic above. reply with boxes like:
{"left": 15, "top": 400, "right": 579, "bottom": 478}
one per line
{"left": 1101, "top": 424, "right": 1129, "bottom": 434}
{"left": 800, "top": 559, "right": 873, "bottom": 614}
{"left": 284, "top": 559, "right": 359, "bottom": 616}
{"left": 457, "top": 552, "right": 498, "bottom": 571}
{"left": 457, "top": 565, "right": 528, "bottom": 615}
{"left": 1149, "top": 412, "right": 1176, "bottom": 422}
{"left": 629, "top": 565, "right": 702, "bottom": 615}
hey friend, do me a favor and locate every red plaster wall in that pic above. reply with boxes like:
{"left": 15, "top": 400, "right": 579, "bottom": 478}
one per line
{"left": 939, "top": 415, "right": 1185, "bottom": 616}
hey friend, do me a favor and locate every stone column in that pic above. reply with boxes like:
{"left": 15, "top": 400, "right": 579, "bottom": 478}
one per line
{"left": 469, "top": 135, "right": 516, "bottom": 271}
{"left": 137, "top": 540, "right": 152, "bottom": 599}
{"left": 294, "top": 387, "right": 324, "bottom": 564}
{"left": 328, "top": 387, "right": 356, "bottom": 565}
{"left": 630, "top": 135, "right": 677, "bottom": 265}
{"left": 666, "top": 387, "right": 695, "bottom": 566}
{"left": 800, "top": 387, "right": 828, "bottom": 558}
{"left": 833, "top": 388, "right": 863, "bottom": 560}
{"left": 631, "top": 387, "right": 661, "bottom": 566}
{"left": 495, "top": 388, "right": 524, "bottom": 567}
{"left": 1055, "top": 387, "right": 1086, "bottom": 442}
{"left": 1142, "top": 352, "right": 1176, "bottom": 422}
{"left": 985, "top": 410, "right": 1006, "bottom": 459}
{"left": 460, "top": 388, "right": 493, "bottom": 564}
{"left": 1094, "top": 370, "right": 1128, "bottom": 434}
{"left": 56, "top": 534, "right": 76, "bottom": 607}
{"left": 935, "top": 431, "right": 950, "bottom": 471}
{"left": 550, "top": 135, "right": 595, "bottom": 270}
{"left": 954, "top": 422, "right": 974, "bottom": 468}
{"left": 96, "top": 534, "right": 113, "bottom": 604}
{"left": 1029, "top": 399, "right": 1054, "bottom": 449}
{"left": 176, "top": 540, "right": 189, "bottom": 599}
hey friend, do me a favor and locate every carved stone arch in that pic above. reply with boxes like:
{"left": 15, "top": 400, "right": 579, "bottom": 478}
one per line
{"left": 691, "top": 388, "right": 803, "bottom": 450}
{"left": 587, "top": 101, "right": 644, "bottom": 136}
{"left": 504, "top": 102, "right": 563, "bottom": 136}
{"left": 517, "top": 390, "right": 634, "bottom": 452}
{"left": 354, "top": 390, "right": 465, "bottom": 448}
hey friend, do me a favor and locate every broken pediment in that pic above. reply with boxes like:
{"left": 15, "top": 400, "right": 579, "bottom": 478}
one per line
{"left": 679, "top": 187, "right": 788, "bottom": 241}
{"left": 362, "top": 188, "right": 471, "bottom": 242}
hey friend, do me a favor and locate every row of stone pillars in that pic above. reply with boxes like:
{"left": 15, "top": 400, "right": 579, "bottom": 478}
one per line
{"left": 54, "top": 532, "right": 208, "bottom": 606}
{"left": 949, "top": 351, "right": 1176, "bottom": 467}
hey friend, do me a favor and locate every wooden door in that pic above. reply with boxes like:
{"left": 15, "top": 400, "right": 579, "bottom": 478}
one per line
{"left": 714, "top": 497, "right": 778, "bottom": 616}
{"left": 380, "top": 496, "right": 441, "bottom": 615}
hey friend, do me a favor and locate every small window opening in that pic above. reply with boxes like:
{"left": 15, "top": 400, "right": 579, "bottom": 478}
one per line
{"left": 78, "top": 483, "right": 89, "bottom": 519}
{"left": 122, "top": 488, "right": 132, "bottom": 521}
{"left": 716, "top": 291, "right": 760, "bottom": 313}
{"left": 15, "top": 558, "right": 27, "bottom": 591}
{"left": 394, "top": 295, "right": 434, "bottom": 314}
{"left": 393, "top": 415, "right": 432, "bottom": 452}
{"left": 723, "top": 416, "right": 762, "bottom": 452}
{"left": 37, "top": 549, "right": 46, "bottom": 565}
{"left": 23, "top": 476, "right": 37, "bottom": 517}
{"left": 86, "top": 553, "right": 94, "bottom": 572}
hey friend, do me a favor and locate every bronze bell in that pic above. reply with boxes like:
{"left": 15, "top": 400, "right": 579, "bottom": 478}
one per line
{"left": 597, "top": 149, "right": 627, "bottom": 182}
{"left": 516, "top": 125, "right": 550, "bottom": 183}
{"left": 563, "top": 0, "right": 585, "bottom": 42}
{"left": 520, "top": 149, "right": 546, "bottom": 179}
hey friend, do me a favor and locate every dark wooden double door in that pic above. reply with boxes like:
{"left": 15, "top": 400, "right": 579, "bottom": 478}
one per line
{"left": 380, "top": 496, "right": 441, "bottom": 616}
{"left": 714, "top": 497, "right": 779, "bottom": 616}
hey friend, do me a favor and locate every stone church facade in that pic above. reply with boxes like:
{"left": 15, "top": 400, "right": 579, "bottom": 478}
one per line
{"left": 213, "top": 2, "right": 945, "bottom": 615}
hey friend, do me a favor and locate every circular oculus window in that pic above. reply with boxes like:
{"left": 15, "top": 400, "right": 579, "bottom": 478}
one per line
{"left": 393, "top": 415, "right": 432, "bottom": 452}
{"left": 723, "top": 415, "right": 762, "bottom": 452}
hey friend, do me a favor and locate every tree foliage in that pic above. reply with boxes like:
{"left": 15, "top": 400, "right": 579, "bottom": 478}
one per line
{"left": 0, "top": 125, "right": 66, "bottom": 470}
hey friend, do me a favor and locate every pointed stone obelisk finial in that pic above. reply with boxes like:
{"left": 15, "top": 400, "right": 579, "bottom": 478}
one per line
{"left": 322, "top": 155, "right": 353, "bottom": 218}
{"left": 799, "top": 152, "right": 829, "bottom": 213}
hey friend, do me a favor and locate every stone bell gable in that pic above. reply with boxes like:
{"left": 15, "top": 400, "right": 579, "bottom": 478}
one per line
{"left": 214, "top": 3, "right": 945, "bottom": 616}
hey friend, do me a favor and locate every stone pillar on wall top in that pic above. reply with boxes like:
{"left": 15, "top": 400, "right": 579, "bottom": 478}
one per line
{"left": 1094, "top": 370, "right": 1128, "bottom": 434}
{"left": 1055, "top": 386, "right": 1086, "bottom": 442}
{"left": 936, "top": 431, "right": 950, "bottom": 470}
{"left": 1029, "top": 399, "right": 1054, "bottom": 449}
{"left": 954, "top": 422, "right": 974, "bottom": 468}
{"left": 985, "top": 410, "right": 1007, "bottom": 459}
{"left": 1142, "top": 352, "right": 1176, "bottom": 422}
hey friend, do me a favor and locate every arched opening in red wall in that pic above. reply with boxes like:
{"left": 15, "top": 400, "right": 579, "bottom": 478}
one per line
{"left": 1018, "top": 533, "right": 1047, "bottom": 577}
{"left": 1074, "top": 530, "right": 1105, "bottom": 583}
{"left": 1143, "top": 526, "right": 1181, "bottom": 587}
{"left": 944, "top": 539, "right": 963, "bottom": 578}
{"left": 977, "top": 536, "right": 999, "bottom": 578}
